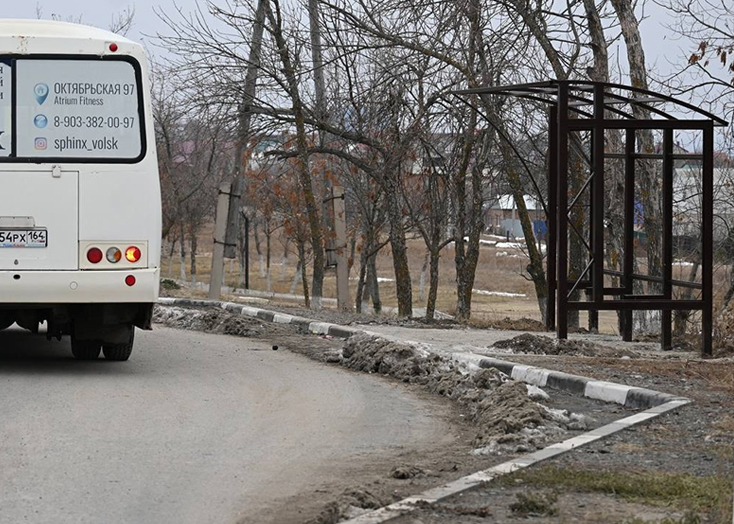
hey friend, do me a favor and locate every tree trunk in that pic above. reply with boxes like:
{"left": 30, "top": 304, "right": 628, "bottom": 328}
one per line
{"left": 265, "top": 223, "right": 272, "bottom": 292}
{"left": 280, "top": 238, "right": 289, "bottom": 281}
{"left": 568, "top": 147, "right": 586, "bottom": 330}
{"left": 190, "top": 232, "right": 197, "bottom": 286}
{"left": 383, "top": 175, "right": 412, "bottom": 317}
{"left": 265, "top": 0, "right": 325, "bottom": 310}
{"left": 355, "top": 253, "right": 367, "bottom": 314}
{"left": 166, "top": 238, "right": 176, "bottom": 279}
{"left": 307, "top": 0, "right": 327, "bottom": 124}
{"left": 299, "top": 243, "right": 310, "bottom": 308}
{"left": 367, "top": 253, "right": 382, "bottom": 314}
{"left": 253, "top": 220, "right": 265, "bottom": 278}
{"left": 425, "top": 249, "right": 440, "bottom": 321}
{"left": 610, "top": 0, "right": 662, "bottom": 334}
{"left": 237, "top": 213, "right": 249, "bottom": 287}
{"left": 179, "top": 223, "right": 187, "bottom": 281}
{"left": 583, "top": 0, "right": 632, "bottom": 332}
{"left": 419, "top": 250, "right": 429, "bottom": 302}
{"left": 499, "top": 138, "right": 548, "bottom": 323}
{"left": 454, "top": 107, "right": 482, "bottom": 322}
{"left": 348, "top": 236, "right": 356, "bottom": 276}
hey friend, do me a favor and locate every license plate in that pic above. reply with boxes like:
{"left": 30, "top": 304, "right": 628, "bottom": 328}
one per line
{"left": 0, "top": 229, "right": 48, "bottom": 248}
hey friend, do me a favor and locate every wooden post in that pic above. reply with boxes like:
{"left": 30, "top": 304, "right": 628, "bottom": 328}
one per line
{"left": 209, "top": 182, "right": 232, "bottom": 300}
{"left": 332, "top": 185, "right": 351, "bottom": 311}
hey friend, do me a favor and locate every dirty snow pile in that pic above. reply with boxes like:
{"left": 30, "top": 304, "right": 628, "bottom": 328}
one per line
{"left": 493, "top": 333, "right": 637, "bottom": 358}
{"left": 153, "top": 305, "right": 268, "bottom": 337}
{"left": 340, "top": 334, "right": 590, "bottom": 454}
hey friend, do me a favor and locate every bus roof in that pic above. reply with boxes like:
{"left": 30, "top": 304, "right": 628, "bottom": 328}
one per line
{"left": 0, "top": 19, "right": 135, "bottom": 45}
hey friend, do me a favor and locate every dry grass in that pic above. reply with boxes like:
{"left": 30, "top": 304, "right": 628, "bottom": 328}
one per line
{"left": 579, "top": 357, "right": 734, "bottom": 394}
{"left": 502, "top": 466, "right": 732, "bottom": 519}
{"left": 162, "top": 224, "right": 730, "bottom": 337}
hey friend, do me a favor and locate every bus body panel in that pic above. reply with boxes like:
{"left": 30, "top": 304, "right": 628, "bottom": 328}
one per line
{"left": 79, "top": 169, "right": 161, "bottom": 265}
{"left": 0, "top": 168, "right": 78, "bottom": 270}
{"left": 0, "top": 269, "right": 159, "bottom": 303}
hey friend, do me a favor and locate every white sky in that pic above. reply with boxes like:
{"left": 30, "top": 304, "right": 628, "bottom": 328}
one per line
{"left": 3, "top": 0, "right": 689, "bottom": 77}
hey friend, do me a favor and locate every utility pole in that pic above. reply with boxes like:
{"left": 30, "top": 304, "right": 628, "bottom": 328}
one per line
{"left": 209, "top": 182, "right": 233, "bottom": 300}
{"left": 326, "top": 185, "right": 351, "bottom": 311}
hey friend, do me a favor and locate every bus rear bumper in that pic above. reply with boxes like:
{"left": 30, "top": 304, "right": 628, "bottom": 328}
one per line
{"left": 0, "top": 268, "right": 160, "bottom": 304}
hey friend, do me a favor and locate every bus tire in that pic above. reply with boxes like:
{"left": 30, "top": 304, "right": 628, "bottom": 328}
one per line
{"left": 71, "top": 338, "right": 101, "bottom": 360}
{"left": 103, "top": 327, "right": 134, "bottom": 361}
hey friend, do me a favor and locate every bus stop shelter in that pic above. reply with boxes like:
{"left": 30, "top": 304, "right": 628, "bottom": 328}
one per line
{"left": 454, "top": 81, "right": 727, "bottom": 355}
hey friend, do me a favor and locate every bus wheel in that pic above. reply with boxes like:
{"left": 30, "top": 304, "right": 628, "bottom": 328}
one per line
{"left": 71, "top": 337, "right": 101, "bottom": 360}
{"left": 103, "top": 326, "right": 135, "bottom": 362}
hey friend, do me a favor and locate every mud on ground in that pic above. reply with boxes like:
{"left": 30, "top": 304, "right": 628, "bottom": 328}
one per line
{"left": 493, "top": 333, "right": 639, "bottom": 358}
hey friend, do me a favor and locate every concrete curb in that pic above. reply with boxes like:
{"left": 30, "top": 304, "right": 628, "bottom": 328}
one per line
{"left": 157, "top": 297, "right": 693, "bottom": 523}
{"left": 158, "top": 297, "right": 682, "bottom": 410}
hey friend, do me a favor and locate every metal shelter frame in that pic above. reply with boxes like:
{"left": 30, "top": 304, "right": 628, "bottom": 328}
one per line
{"left": 454, "top": 81, "right": 727, "bottom": 355}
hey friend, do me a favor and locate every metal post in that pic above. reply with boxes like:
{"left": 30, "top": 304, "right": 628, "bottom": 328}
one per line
{"left": 547, "top": 107, "right": 558, "bottom": 331}
{"left": 590, "top": 84, "right": 605, "bottom": 333}
{"left": 622, "top": 129, "right": 636, "bottom": 341}
{"left": 557, "top": 83, "right": 569, "bottom": 339}
{"left": 589, "top": 128, "right": 598, "bottom": 331}
{"left": 702, "top": 123, "right": 714, "bottom": 356}
{"left": 661, "top": 129, "right": 674, "bottom": 350}
{"left": 209, "top": 182, "right": 232, "bottom": 300}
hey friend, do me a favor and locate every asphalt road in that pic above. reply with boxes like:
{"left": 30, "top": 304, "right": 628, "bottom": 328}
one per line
{"left": 0, "top": 326, "right": 450, "bottom": 524}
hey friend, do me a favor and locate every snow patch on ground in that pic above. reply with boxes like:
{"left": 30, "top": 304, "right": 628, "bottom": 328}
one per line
{"left": 496, "top": 242, "right": 525, "bottom": 249}
{"left": 474, "top": 289, "right": 527, "bottom": 298}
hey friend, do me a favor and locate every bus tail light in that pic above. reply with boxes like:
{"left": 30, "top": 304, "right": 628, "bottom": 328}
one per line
{"left": 106, "top": 247, "right": 122, "bottom": 263}
{"left": 87, "top": 247, "right": 103, "bottom": 264}
{"left": 125, "top": 275, "right": 136, "bottom": 287}
{"left": 125, "top": 246, "right": 141, "bottom": 263}
{"left": 81, "top": 242, "right": 147, "bottom": 269}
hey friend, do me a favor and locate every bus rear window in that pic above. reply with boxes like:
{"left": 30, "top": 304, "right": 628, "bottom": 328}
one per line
{"left": 0, "top": 57, "right": 144, "bottom": 162}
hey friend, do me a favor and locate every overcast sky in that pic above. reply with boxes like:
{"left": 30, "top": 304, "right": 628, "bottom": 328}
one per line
{"left": 3, "top": 0, "right": 690, "bottom": 79}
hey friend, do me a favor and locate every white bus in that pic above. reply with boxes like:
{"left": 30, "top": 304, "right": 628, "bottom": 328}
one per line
{"left": 0, "top": 20, "right": 161, "bottom": 361}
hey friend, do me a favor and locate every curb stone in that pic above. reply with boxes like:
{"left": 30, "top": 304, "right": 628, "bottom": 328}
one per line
{"left": 157, "top": 297, "right": 694, "bottom": 523}
{"left": 158, "top": 297, "right": 684, "bottom": 410}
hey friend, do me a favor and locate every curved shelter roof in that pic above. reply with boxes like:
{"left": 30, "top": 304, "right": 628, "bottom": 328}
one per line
{"left": 453, "top": 80, "right": 728, "bottom": 127}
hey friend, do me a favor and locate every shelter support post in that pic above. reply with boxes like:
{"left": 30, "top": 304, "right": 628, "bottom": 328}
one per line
{"left": 556, "top": 84, "right": 569, "bottom": 339}
{"left": 590, "top": 85, "right": 605, "bottom": 333}
{"left": 622, "top": 129, "right": 636, "bottom": 341}
{"left": 702, "top": 123, "right": 714, "bottom": 356}
{"left": 547, "top": 107, "right": 558, "bottom": 331}
{"left": 661, "top": 129, "right": 674, "bottom": 350}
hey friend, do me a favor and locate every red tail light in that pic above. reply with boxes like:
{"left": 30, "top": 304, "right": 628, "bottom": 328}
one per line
{"left": 125, "top": 275, "right": 136, "bottom": 287}
{"left": 125, "top": 246, "right": 141, "bottom": 263}
{"left": 87, "top": 247, "right": 103, "bottom": 264}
